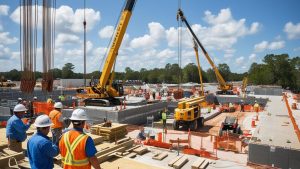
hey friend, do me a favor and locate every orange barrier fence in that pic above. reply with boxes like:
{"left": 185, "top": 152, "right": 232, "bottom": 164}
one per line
{"left": 283, "top": 94, "right": 300, "bottom": 142}
{"left": 33, "top": 102, "right": 54, "bottom": 116}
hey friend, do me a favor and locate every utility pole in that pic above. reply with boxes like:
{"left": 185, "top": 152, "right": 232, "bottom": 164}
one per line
{"left": 83, "top": 0, "right": 87, "bottom": 86}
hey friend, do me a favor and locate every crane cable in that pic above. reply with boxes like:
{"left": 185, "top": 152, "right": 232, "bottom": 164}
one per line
{"left": 177, "top": 0, "right": 182, "bottom": 89}
{"left": 83, "top": 0, "right": 87, "bottom": 86}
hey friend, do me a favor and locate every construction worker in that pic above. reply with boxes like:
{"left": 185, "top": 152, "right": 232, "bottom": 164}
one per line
{"left": 47, "top": 96, "right": 53, "bottom": 104}
{"left": 240, "top": 100, "right": 245, "bottom": 112}
{"left": 229, "top": 102, "right": 234, "bottom": 112}
{"left": 207, "top": 106, "right": 212, "bottom": 114}
{"left": 49, "top": 102, "right": 64, "bottom": 144}
{"left": 254, "top": 101, "right": 260, "bottom": 120}
{"left": 136, "top": 126, "right": 146, "bottom": 141}
{"left": 59, "top": 109, "right": 101, "bottom": 169}
{"left": 28, "top": 96, "right": 37, "bottom": 118}
{"left": 6, "top": 104, "right": 32, "bottom": 152}
{"left": 161, "top": 108, "right": 167, "bottom": 128}
{"left": 254, "top": 101, "right": 259, "bottom": 113}
{"left": 59, "top": 93, "right": 66, "bottom": 101}
{"left": 17, "top": 97, "right": 22, "bottom": 104}
{"left": 27, "top": 115, "right": 59, "bottom": 169}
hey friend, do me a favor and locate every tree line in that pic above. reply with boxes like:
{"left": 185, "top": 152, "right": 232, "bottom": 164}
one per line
{"left": 1, "top": 54, "right": 299, "bottom": 92}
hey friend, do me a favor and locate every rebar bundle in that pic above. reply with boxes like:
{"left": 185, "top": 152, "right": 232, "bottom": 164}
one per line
{"left": 42, "top": 0, "right": 56, "bottom": 92}
{"left": 20, "top": 0, "right": 37, "bottom": 93}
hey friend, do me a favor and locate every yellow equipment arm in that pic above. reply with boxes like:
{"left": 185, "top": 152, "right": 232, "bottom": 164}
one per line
{"left": 98, "top": 0, "right": 136, "bottom": 89}
{"left": 193, "top": 39, "right": 204, "bottom": 96}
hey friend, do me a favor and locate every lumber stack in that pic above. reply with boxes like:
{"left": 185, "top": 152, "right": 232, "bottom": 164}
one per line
{"left": 91, "top": 123, "right": 127, "bottom": 142}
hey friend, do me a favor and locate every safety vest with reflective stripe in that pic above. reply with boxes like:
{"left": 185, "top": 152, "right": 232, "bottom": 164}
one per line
{"left": 59, "top": 130, "right": 90, "bottom": 169}
{"left": 162, "top": 112, "right": 167, "bottom": 120}
{"left": 49, "top": 109, "right": 63, "bottom": 129}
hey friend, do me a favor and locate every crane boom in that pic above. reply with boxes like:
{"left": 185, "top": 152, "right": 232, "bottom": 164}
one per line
{"left": 177, "top": 9, "right": 232, "bottom": 93}
{"left": 98, "top": 0, "right": 136, "bottom": 89}
{"left": 193, "top": 39, "right": 204, "bottom": 96}
{"left": 76, "top": 0, "right": 137, "bottom": 106}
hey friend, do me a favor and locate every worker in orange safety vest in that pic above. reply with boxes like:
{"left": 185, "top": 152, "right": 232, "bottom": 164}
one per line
{"left": 49, "top": 102, "right": 64, "bottom": 144}
{"left": 59, "top": 109, "right": 101, "bottom": 169}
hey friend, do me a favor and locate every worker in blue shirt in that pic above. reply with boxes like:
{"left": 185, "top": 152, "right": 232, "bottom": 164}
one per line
{"left": 27, "top": 115, "right": 59, "bottom": 169}
{"left": 6, "top": 104, "right": 32, "bottom": 152}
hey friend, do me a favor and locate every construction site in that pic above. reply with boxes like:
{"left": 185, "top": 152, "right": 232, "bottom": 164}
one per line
{"left": 0, "top": 0, "right": 300, "bottom": 169}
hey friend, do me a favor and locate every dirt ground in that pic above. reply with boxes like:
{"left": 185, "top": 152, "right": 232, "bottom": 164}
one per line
{"left": 197, "top": 110, "right": 256, "bottom": 136}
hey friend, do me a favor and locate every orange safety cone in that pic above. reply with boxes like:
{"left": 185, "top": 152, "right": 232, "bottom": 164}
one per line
{"left": 251, "top": 119, "right": 256, "bottom": 127}
{"left": 157, "top": 132, "right": 162, "bottom": 142}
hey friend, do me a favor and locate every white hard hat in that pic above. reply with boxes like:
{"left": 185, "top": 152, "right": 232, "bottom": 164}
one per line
{"left": 34, "top": 115, "right": 53, "bottom": 127}
{"left": 70, "top": 109, "right": 89, "bottom": 121}
{"left": 13, "top": 104, "right": 28, "bottom": 112}
{"left": 18, "top": 98, "right": 22, "bottom": 101}
{"left": 54, "top": 102, "right": 63, "bottom": 109}
{"left": 33, "top": 96, "right": 37, "bottom": 100}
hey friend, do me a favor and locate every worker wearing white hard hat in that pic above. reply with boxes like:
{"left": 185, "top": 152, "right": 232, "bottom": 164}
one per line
{"left": 27, "top": 115, "right": 59, "bottom": 169}
{"left": 59, "top": 109, "right": 101, "bottom": 169}
{"left": 17, "top": 97, "right": 22, "bottom": 103}
{"left": 49, "top": 102, "right": 64, "bottom": 144}
{"left": 6, "top": 104, "right": 32, "bottom": 152}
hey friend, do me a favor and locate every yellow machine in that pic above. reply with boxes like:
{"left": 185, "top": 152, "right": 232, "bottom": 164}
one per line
{"left": 241, "top": 77, "right": 248, "bottom": 95}
{"left": 76, "top": 0, "right": 136, "bottom": 106}
{"left": 0, "top": 76, "right": 16, "bottom": 87}
{"left": 177, "top": 9, "right": 233, "bottom": 95}
{"left": 173, "top": 96, "right": 206, "bottom": 130}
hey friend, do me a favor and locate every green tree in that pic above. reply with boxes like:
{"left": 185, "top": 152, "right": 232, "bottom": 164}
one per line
{"left": 62, "top": 63, "right": 75, "bottom": 79}
{"left": 218, "top": 63, "right": 231, "bottom": 81}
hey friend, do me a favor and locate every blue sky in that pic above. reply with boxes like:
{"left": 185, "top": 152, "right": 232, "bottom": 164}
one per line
{"left": 0, "top": 0, "right": 300, "bottom": 73}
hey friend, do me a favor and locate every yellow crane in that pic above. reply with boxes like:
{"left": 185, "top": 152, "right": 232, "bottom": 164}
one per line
{"left": 76, "top": 0, "right": 137, "bottom": 106}
{"left": 241, "top": 77, "right": 248, "bottom": 98}
{"left": 177, "top": 9, "right": 233, "bottom": 95}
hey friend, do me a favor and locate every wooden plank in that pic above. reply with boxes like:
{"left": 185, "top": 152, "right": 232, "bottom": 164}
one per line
{"left": 191, "top": 157, "right": 205, "bottom": 169}
{"left": 168, "top": 155, "right": 183, "bottom": 167}
{"left": 116, "top": 137, "right": 131, "bottom": 144}
{"left": 126, "top": 152, "right": 137, "bottom": 158}
{"left": 173, "top": 156, "right": 188, "bottom": 169}
{"left": 199, "top": 160, "right": 209, "bottom": 169}
{"left": 152, "top": 152, "right": 168, "bottom": 160}
{"left": 133, "top": 147, "right": 148, "bottom": 155}
{"left": 125, "top": 145, "right": 141, "bottom": 152}
{"left": 0, "top": 152, "right": 24, "bottom": 168}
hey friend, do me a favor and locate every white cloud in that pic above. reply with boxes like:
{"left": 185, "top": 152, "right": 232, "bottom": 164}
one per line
{"left": 0, "top": 5, "right": 9, "bottom": 16}
{"left": 0, "top": 32, "right": 18, "bottom": 45}
{"left": 254, "top": 40, "right": 285, "bottom": 52}
{"left": 130, "top": 22, "right": 165, "bottom": 49}
{"left": 55, "top": 33, "right": 80, "bottom": 47}
{"left": 284, "top": 22, "right": 300, "bottom": 39}
{"left": 269, "top": 41, "right": 285, "bottom": 50}
{"left": 249, "top": 53, "right": 256, "bottom": 61}
{"left": 157, "top": 49, "right": 175, "bottom": 58}
{"left": 10, "top": 5, "right": 100, "bottom": 33}
{"left": 293, "top": 47, "right": 300, "bottom": 52}
{"left": 236, "top": 56, "right": 244, "bottom": 64}
{"left": 254, "top": 41, "right": 268, "bottom": 52}
{"left": 98, "top": 26, "right": 114, "bottom": 39}
{"left": 166, "top": 8, "right": 260, "bottom": 52}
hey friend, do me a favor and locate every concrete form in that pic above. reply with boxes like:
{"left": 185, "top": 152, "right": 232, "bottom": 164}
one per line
{"left": 248, "top": 95, "right": 300, "bottom": 168}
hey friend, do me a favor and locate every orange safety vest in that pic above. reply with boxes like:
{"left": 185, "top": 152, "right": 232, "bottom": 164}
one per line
{"left": 49, "top": 110, "right": 63, "bottom": 129}
{"left": 59, "top": 130, "right": 90, "bottom": 169}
